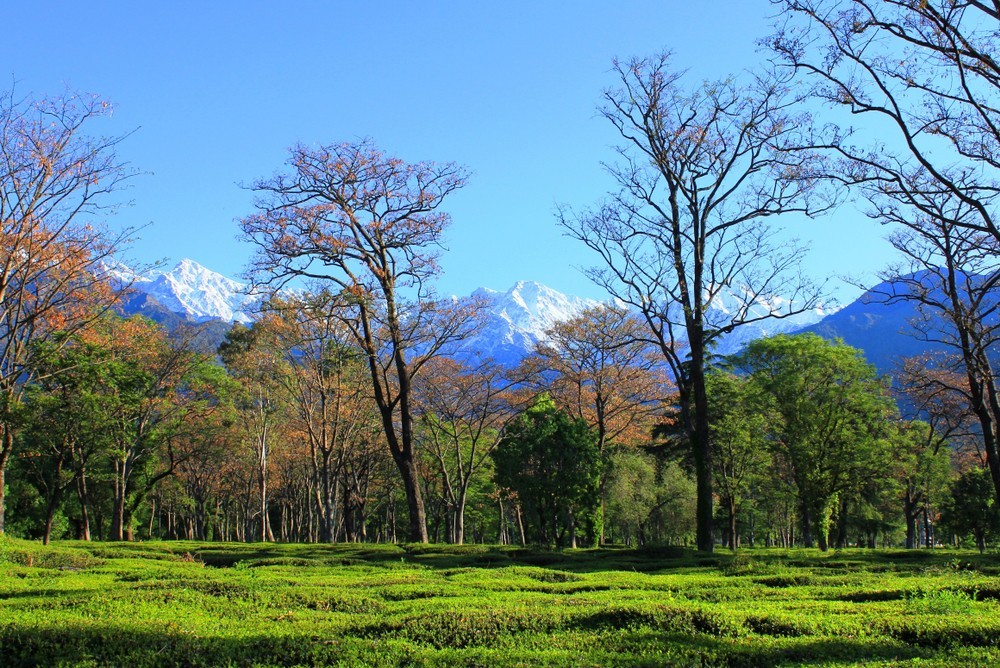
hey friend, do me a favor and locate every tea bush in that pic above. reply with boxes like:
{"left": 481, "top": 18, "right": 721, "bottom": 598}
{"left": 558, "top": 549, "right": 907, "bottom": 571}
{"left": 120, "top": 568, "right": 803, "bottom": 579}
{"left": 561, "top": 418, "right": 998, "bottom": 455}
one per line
{"left": 2, "top": 539, "right": 1000, "bottom": 666}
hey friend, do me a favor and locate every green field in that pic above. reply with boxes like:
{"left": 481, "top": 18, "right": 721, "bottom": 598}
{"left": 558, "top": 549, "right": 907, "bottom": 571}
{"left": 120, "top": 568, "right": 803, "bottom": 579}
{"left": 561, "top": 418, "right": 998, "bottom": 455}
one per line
{"left": 2, "top": 539, "right": 1000, "bottom": 667}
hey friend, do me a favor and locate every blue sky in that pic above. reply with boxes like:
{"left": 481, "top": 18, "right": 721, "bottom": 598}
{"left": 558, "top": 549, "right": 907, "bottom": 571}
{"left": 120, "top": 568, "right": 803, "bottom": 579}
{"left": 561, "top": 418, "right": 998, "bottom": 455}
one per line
{"left": 2, "top": 1, "right": 893, "bottom": 303}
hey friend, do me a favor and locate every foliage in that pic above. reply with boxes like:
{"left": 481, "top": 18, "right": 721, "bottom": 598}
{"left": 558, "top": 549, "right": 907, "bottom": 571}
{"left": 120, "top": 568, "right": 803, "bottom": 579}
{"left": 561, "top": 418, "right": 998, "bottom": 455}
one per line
{"left": 493, "top": 395, "right": 602, "bottom": 547}
{"left": 940, "top": 467, "right": 1000, "bottom": 553}
{"left": 737, "top": 334, "right": 897, "bottom": 550}
{"left": 0, "top": 88, "right": 136, "bottom": 535}
{"left": 706, "top": 371, "right": 775, "bottom": 550}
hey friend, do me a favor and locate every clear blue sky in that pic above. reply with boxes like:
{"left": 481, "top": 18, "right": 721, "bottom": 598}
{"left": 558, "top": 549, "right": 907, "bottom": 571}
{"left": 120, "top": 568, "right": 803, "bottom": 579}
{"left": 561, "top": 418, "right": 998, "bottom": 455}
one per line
{"left": 1, "top": 1, "right": 892, "bottom": 303}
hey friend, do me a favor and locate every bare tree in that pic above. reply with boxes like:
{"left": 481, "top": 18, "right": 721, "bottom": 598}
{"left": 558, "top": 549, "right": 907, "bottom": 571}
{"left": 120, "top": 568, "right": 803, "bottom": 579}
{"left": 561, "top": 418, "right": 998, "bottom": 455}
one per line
{"left": 771, "top": 0, "right": 1000, "bottom": 242}
{"left": 561, "top": 55, "right": 828, "bottom": 552}
{"left": 414, "top": 356, "right": 524, "bottom": 544}
{"left": 0, "top": 89, "right": 135, "bottom": 534}
{"left": 239, "top": 140, "right": 478, "bottom": 542}
{"left": 876, "top": 202, "right": 1000, "bottom": 502}
{"left": 770, "top": 0, "right": 1000, "bottom": 502}
{"left": 532, "top": 304, "right": 671, "bottom": 452}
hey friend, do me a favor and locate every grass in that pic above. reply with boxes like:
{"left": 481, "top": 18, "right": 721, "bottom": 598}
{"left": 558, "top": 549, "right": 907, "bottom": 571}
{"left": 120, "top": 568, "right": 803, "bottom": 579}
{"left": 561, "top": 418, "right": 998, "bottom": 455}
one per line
{"left": 2, "top": 537, "right": 1000, "bottom": 666}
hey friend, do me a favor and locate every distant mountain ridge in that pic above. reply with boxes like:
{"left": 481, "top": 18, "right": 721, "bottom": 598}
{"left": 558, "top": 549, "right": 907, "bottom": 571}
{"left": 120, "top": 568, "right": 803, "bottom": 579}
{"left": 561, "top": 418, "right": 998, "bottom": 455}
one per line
{"left": 799, "top": 271, "right": 998, "bottom": 374}
{"left": 105, "top": 258, "right": 838, "bottom": 365}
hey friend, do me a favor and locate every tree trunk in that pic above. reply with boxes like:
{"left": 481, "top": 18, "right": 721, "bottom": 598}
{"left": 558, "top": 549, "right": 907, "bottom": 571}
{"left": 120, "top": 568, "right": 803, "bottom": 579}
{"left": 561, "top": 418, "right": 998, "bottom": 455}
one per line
{"left": 111, "top": 460, "right": 127, "bottom": 541}
{"left": 395, "top": 453, "right": 428, "bottom": 543}
{"left": 727, "top": 500, "right": 738, "bottom": 551}
{"left": 75, "top": 453, "right": 92, "bottom": 541}
{"left": 923, "top": 507, "right": 934, "bottom": 549}
{"left": 42, "top": 454, "right": 67, "bottom": 545}
{"left": 455, "top": 486, "right": 468, "bottom": 546}
{"left": 689, "top": 351, "right": 714, "bottom": 553}
{"left": 835, "top": 497, "right": 849, "bottom": 549}
{"left": 0, "top": 427, "right": 13, "bottom": 535}
{"left": 904, "top": 495, "right": 918, "bottom": 549}
{"left": 515, "top": 504, "right": 527, "bottom": 546}
{"left": 799, "top": 501, "right": 813, "bottom": 548}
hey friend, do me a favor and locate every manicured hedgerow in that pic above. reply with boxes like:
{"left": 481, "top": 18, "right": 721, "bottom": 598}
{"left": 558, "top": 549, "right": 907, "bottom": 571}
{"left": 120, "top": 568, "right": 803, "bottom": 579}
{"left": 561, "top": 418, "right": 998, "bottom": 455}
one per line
{"left": 1, "top": 537, "right": 999, "bottom": 666}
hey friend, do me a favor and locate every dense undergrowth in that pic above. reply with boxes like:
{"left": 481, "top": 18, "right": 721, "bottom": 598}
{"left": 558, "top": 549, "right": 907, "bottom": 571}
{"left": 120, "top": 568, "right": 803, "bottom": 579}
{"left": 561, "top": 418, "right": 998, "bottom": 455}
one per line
{"left": 1, "top": 537, "right": 999, "bottom": 666}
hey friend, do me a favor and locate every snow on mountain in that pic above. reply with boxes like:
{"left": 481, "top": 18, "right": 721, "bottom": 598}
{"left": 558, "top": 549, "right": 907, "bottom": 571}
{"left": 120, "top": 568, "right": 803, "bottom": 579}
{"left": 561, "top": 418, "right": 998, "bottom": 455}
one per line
{"left": 101, "top": 258, "right": 257, "bottom": 323}
{"left": 457, "top": 280, "right": 832, "bottom": 365}
{"left": 461, "top": 281, "right": 602, "bottom": 365}
{"left": 704, "top": 286, "right": 837, "bottom": 357}
{"left": 142, "top": 259, "right": 256, "bottom": 323}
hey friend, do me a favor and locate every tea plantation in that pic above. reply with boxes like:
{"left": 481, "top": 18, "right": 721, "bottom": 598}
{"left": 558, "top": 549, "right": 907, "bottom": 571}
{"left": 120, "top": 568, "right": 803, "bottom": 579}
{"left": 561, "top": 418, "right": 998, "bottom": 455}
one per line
{"left": 2, "top": 538, "right": 999, "bottom": 666}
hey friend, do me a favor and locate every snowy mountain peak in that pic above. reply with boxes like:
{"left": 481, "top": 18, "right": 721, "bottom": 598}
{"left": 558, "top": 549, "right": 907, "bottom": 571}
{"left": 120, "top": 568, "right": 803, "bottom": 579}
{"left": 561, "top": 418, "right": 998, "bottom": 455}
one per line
{"left": 463, "top": 281, "right": 602, "bottom": 365}
{"left": 101, "top": 257, "right": 256, "bottom": 324}
{"left": 147, "top": 259, "right": 254, "bottom": 323}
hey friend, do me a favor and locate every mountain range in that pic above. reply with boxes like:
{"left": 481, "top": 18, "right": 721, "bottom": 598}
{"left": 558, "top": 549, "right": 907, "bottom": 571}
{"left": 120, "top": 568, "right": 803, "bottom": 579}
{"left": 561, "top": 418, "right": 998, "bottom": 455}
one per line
{"left": 109, "top": 258, "right": 950, "bottom": 372}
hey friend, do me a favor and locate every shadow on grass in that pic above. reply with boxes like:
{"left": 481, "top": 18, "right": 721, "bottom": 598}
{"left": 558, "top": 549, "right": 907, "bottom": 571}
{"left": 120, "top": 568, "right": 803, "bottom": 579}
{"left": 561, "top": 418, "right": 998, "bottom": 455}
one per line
{"left": 0, "top": 624, "right": 939, "bottom": 668}
{"left": 10, "top": 537, "right": 999, "bottom": 580}
{"left": 0, "top": 588, "right": 98, "bottom": 601}
{"left": 160, "top": 541, "right": 1000, "bottom": 577}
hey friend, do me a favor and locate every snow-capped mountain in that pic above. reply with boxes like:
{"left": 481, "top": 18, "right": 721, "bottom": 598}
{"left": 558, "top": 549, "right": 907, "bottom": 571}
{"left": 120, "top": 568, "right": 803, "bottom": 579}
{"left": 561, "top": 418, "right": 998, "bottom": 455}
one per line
{"left": 459, "top": 281, "right": 833, "bottom": 365}
{"left": 101, "top": 259, "right": 834, "bottom": 364}
{"left": 142, "top": 259, "right": 255, "bottom": 323}
{"left": 704, "top": 287, "right": 838, "bottom": 357}
{"left": 461, "top": 281, "right": 602, "bottom": 365}
{"left": 104, "top": 258, "right": 257, "bottom": 324}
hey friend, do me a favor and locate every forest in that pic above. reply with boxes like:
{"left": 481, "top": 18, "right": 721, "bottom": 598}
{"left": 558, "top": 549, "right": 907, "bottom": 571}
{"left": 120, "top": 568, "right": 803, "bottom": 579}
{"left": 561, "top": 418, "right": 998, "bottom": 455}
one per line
{"left": 2, "top": 0, "right": 1000, "bottom": 560}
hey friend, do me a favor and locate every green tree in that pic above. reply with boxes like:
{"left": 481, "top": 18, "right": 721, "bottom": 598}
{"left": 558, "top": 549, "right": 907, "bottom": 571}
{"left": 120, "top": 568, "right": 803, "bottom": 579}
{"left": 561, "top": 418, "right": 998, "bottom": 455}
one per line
{"left": 493, "top": 395, "right": 601, "bottom": 548}
{"left": 738, "top": 334, "right": 896, "bottom": 550}
{"left": 940, "top": 467, "right": 1000, "bottom": 553}
{"left": 706, "top": 371, "right": 775, "bottom": 550}
{"left": 21, "top": 334, "right": 115, "bottom": 543}
{"left": 887, "top": 420, "right": 954, "bottom": 549}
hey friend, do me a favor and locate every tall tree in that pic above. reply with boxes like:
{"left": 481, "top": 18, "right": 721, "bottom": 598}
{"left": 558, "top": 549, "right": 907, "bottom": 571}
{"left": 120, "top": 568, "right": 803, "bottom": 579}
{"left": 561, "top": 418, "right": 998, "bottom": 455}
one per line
{"left": 886, "top": 419, "right": 953, "bottom": 549}
{"left": 239, "top": 140, "right": 478, "bottom": 542}
{"left": 561, "top": 55, "right": 828, "bottom": 551}
{"left": 0, "top": 89, "right": 135, "bottom": 534}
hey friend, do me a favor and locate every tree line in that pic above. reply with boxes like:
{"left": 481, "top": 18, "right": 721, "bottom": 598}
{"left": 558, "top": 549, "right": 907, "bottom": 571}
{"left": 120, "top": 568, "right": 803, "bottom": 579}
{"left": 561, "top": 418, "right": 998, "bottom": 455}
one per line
{"left": 2, "top": 0, "right": 1000, "bottom": 552}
